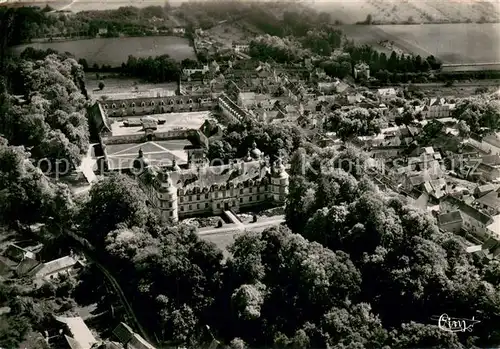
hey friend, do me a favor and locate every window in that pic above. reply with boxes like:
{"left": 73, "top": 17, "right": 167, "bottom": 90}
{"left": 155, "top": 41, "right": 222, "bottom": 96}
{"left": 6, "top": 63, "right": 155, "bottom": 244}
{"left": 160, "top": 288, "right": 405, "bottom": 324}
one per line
{"left": 189, "top": 195, "right": 192, "bottom": 201}
{"left": 217, "top": 203, "right": 220, "bottom": 209}
{"left": 169, "top": 212, "right": 172, "bottom": 217}
{"left": 197, "top": 203, "right": 200, "bottom": 209}
{"left": 189, "top": 205, "right": 192, "bottom": 210}
{"left": 205, "top": 194, "right": 209, "bottom": 199}
{"left": 180, "top": 197, "right": 183, "bottom": 203}
{"left": 240, "top": 198, "right": 243, "bottom": 203}
{"left": 257, "top": 195, "right": 260, "bottom": 200}
{"left": 249, "top": 196, "right": 253, "bottom": 202}
{"left": 249, "top": 187, "right": 253, "bottom": 193}
{"left": 197, "top": 195, "right": 200, "bottom": 200}
{"left": 205, "top": 203, "right": 209, "bottom": 208}
{"left": 240, "top": 189, "right": 244, "bottom": 194}
{"left": 181, "top": 206, "right": 184, "bottom": 212}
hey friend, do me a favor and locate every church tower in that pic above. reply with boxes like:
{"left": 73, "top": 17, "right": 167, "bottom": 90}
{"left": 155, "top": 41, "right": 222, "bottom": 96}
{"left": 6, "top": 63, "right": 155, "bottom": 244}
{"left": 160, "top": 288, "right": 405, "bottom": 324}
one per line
{"left": 158, "top": 170, "right": 178, "bottom": 223}
{"left": 271, "top": 156, "right": 289, "bottom": 204}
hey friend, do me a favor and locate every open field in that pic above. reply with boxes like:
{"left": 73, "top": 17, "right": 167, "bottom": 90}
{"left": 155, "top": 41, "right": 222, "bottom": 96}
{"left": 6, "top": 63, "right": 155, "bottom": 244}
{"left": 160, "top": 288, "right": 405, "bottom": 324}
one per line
{"left": 4, "top": 0, "right": 177, "bottom": 12}
{"left": 11, "top": 36, "right": 195, "bottom": 67}
{"left": 317, "top": 0, "right": 500, "bottom": 24}
{"left": 85, "top": 73, "right": 177, "bottom": 100}
{"left": 342, "top": 23, "right": 500, "bottom": 63}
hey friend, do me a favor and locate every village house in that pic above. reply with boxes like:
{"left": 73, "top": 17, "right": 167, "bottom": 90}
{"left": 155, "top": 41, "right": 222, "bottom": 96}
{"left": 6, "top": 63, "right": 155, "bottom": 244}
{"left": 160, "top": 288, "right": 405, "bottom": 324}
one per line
{"left": 172, "top": 27, "right": 186, "bottom": 35}
{"left": 232, "top": 42, "right": 250, "bottom": 53}
{"left": 440, "top": 194, "right": 500, "bottom": 240}
{"left": 353, "top": 62, "right": 370, "bottom": 79}
{"left": 183, "top": 65, "right": 210, "bottom": 78}
{"left": 474, "top": 183, "right": 500, "bottom": 198}
{"left": 474, "top": 188, "right": 500, "bottom": 215}
{"left": 3, "top": 242, "right": 42, "bottom": 276}
{"left": 422, "top": 98, "right": 456, "bottom": 119}
{"left": 97, "top": 27, "right": 108, "bottom": 36}
{"left": 468, "top": 132, "right": 500, "bottom": 156}
{"left": 113, "top": 322, "right": 156, "bottom": 349}
{"left": 33, "top": 255, "right": 85, "bottom": 284}
{"left": 437, "top": 210, "right": 463, "bottom": 233}
{"left": 54, "top": 316, "right": 97, "bottom": 349}
{"left": 377, "top": 88, "right": 398, "bottom": 103}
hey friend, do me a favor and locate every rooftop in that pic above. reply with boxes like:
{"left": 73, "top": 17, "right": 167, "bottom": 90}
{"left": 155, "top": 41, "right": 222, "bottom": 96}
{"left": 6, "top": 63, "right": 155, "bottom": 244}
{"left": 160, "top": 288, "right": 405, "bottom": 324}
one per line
{"left": 113, "top": 322, "right": 134, "bottom": 345}
{"left": 437, "top": 210, "right": 462, "bottom": 225}
{"left": 487, "top": 214, "right": 500, "bottom": 237}
{"left": 55, "top": 316, "right": 97, "bottom": 349}
{"left": 444, "top": 195, "right": 493, "bottom": 225}
{"left": 475, "top": 191, "right": 500, "bottom": 210}
{"left": 35, "top": 256, "right": 78, "bottom": 278}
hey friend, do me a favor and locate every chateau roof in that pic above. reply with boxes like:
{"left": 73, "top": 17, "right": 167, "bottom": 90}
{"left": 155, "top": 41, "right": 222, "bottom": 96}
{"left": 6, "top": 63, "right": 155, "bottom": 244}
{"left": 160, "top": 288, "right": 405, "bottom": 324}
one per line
{"left": 151, "top": 160, "right": 271, "bottom": 192}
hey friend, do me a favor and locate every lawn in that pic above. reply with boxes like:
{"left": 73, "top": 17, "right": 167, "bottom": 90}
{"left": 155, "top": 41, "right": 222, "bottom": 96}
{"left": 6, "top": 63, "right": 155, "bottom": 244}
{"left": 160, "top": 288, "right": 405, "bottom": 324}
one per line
{"left": 12, "top": 36, "right": 196, "bottom": 67}
{"left": 342, "top": 23, "right": 500, "bottom": 63}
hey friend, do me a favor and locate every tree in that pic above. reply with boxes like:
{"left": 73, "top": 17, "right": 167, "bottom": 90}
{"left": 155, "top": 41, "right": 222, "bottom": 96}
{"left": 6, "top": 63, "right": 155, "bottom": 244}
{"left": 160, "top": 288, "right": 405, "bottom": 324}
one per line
{"left": 457, "top": 120, "right": 471, "bottom": 138}
{"left": 98, "top": 81, "right": 104, "bottom": 90}
{"left": 80, "top": 173, "right": 152, "bottom": 245}
{"left": 0, "top": 137, "right": 56, "bottom": 226}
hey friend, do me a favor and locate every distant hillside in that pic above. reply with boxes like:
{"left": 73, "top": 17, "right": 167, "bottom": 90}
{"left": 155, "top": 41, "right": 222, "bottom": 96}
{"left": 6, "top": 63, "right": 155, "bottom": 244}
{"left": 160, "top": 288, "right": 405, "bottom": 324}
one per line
{"left": 315, "top": 0, "right": 500, "bottom": 24}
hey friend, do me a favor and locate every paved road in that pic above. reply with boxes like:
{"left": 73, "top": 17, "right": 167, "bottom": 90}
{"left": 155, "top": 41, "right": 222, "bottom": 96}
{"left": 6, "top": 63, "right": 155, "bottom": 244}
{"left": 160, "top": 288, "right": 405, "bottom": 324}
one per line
{"left": 198, "top": 215, "right": 285, "bottom": 235}
{"left": 198, "top": 216, "right": 285, "bottom": 253}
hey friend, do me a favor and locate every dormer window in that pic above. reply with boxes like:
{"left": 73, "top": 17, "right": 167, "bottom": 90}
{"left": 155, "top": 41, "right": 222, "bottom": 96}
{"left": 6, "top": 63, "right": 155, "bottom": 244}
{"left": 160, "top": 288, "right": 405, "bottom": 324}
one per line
{"left": 131, "top": 102, "right": 136, "bottom": 108}
{"left": 151, "top": 101, "right": 155, "bottom": 106}
{"left": 141, "top": 102, "right": 146, "bottom": 107}
{"left": 121, "top": 103, "right": 126, "bottom": 108}
{"left": 160, "top": 100, "right": 165, "bottom": 106}
{"left": 111, "top": 104, "right": 116, "bottom": 109}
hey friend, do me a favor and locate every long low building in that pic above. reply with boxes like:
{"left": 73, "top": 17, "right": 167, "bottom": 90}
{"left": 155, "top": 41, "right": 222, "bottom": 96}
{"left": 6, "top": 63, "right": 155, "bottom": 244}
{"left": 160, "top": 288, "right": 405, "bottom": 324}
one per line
{"left": 101, "top": 94, "right": 216, "bottom": 117}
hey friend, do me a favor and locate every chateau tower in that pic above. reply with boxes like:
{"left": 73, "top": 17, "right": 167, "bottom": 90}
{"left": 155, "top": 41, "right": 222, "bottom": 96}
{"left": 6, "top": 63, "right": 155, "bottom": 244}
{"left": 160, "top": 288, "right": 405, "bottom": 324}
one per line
{"left": 271, "top": 156, "right": 289, "bottom": 204}
{"left": 171, "top": 158, "right": 181, "bottom": 172}
{"left": 132, "top": 148, "right": 150, "bottom": 175}
{"left": 158, "top": 170, "right": 178, "bottom": 223}
{"left": 250, "top": 141, "right": 262, "bottom": 160}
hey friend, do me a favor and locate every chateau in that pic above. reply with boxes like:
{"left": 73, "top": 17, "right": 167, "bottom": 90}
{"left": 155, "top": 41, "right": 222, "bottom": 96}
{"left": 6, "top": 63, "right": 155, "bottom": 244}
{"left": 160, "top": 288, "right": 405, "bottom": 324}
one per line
{"left": 133, "top": 143, "right": 289, "bottom": 222}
